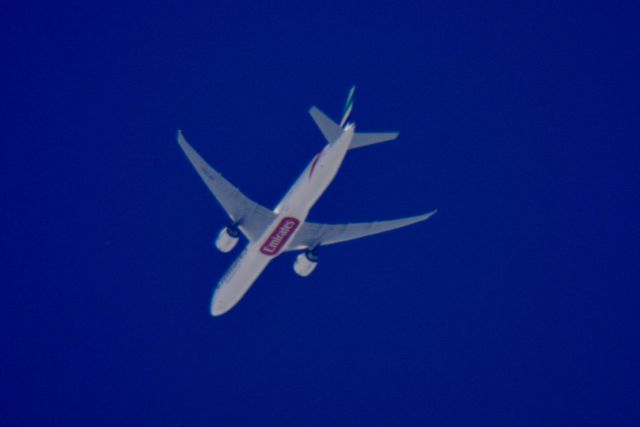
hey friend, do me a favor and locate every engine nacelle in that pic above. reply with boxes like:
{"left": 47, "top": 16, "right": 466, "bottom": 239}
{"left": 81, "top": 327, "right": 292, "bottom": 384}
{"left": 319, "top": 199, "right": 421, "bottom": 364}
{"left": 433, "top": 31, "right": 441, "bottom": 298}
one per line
{"left": 293, "top": 250, "right": 319, "bottom": 277}
{"left": 215, "top": 226, "right": 240, "bottom": 253}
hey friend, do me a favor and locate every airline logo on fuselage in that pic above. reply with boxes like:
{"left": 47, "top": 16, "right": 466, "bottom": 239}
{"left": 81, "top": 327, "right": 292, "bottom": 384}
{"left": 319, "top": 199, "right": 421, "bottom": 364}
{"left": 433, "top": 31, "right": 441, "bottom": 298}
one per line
{"left": 260, "top": 217, "right": 300, "bottom": 256}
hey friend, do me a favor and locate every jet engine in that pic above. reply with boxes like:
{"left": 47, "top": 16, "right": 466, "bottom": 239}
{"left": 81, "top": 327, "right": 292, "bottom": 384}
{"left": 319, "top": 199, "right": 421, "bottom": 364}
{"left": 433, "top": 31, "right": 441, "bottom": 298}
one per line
{"left": 293, "top": 249, "right": 319, "bottom": 277}
{"left": 215, "top": 225, "right": 240, "bottom": 253}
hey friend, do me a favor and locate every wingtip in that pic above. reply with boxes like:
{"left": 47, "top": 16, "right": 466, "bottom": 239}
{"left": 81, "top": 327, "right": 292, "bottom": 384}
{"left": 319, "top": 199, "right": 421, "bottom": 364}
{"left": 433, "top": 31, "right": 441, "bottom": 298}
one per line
{"left": 419, "top": 209, "right": 438, "bottom": 221}
{"left": 177, "top": 129, "right": 188, "bottom": 147}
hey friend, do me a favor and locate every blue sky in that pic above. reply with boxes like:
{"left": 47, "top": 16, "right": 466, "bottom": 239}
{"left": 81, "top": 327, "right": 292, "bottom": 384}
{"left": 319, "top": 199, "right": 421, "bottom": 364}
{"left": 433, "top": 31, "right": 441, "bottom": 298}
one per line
{"left": 2, "top": 1, "right": 639, "bottom": 425}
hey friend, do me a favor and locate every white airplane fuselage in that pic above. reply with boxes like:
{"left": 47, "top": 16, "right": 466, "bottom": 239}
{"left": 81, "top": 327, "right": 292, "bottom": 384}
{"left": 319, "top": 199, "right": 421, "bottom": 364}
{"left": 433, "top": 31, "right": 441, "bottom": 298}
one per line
{"left": 211, "top": 124, "right": 356, "bottom": 315}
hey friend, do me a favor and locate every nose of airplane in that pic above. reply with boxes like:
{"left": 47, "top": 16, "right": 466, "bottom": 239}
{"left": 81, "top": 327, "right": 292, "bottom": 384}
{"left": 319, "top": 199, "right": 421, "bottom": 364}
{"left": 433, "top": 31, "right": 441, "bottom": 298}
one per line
{"left": 210, "top": 292, "right": 230, "bottom": 316}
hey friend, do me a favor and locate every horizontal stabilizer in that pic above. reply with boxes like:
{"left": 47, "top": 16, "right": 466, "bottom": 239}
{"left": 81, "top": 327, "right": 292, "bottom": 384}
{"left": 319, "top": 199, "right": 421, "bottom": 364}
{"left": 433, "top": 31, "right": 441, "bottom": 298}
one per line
{"left": 310, "top": 105, "right": 398, "bottom": 149}
{"left": 309, "top": 106, "right": 342, "bottom": 143}
{"left": 349, "top": 131, "right": 399, "bottom": 150}
{"left": 288, "top": 210, "right": 437, "bottom": 250}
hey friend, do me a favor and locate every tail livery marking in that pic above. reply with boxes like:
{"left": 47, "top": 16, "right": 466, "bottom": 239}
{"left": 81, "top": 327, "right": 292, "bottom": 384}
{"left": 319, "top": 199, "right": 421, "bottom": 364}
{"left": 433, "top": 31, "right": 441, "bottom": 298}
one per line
{"left": 339, "top": 85, "right": 356, "bottom": 128}
{"left": 308, "top": 152, "right": 322, "bottom": 179}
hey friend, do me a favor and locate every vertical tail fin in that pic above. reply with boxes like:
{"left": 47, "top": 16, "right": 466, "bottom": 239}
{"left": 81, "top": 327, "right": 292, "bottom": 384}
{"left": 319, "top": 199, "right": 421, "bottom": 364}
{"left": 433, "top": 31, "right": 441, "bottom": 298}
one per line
{"left": 339, "top": 85, "right": 356, "bottom": 128}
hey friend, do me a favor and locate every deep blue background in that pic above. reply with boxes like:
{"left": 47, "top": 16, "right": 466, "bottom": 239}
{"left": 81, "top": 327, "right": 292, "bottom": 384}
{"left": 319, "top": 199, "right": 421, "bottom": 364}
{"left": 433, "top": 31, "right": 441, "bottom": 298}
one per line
{"left": 2, "top": 1, "right": 639, "bottom": 425}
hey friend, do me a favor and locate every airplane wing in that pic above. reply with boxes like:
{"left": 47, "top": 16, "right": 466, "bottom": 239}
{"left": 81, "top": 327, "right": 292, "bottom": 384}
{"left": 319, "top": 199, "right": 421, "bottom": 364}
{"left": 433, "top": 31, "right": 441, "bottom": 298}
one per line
{"left": 287, "top": 210, "right": 437, "bottom": 250}
{"left": 177, "top": 131, "right": 276, "bottom": 241}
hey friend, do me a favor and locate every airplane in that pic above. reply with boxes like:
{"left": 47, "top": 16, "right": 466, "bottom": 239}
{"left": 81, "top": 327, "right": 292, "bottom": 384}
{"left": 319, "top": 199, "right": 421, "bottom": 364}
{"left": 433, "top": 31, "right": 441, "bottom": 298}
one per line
{"left": 178, "top": 87, "right": 437, "bottom": 316}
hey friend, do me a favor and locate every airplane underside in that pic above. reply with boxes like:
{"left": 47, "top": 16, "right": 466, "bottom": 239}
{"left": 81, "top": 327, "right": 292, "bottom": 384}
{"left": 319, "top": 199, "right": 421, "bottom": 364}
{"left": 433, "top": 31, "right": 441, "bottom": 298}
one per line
{"left": 178, "top": 87, "right": 437, "bottom": 316}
